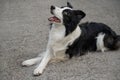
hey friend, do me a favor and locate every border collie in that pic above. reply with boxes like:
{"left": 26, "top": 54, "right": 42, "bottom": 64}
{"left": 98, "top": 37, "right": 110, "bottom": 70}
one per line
{"left": 22, "top": 2, "right": 120, "bottom": 76}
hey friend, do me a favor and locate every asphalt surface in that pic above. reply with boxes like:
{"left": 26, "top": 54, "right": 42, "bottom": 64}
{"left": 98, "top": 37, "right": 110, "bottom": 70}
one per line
{"left": 0, "top": 0, "right": 120, "bottom": 80}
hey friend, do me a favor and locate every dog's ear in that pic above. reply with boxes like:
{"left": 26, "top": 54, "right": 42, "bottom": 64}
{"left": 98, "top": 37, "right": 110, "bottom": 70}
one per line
{"left": 67, "top": 2, "right": 73, "bottom": 8}
{"left": 73, "top": 10, "right": 86, "bottom": 19}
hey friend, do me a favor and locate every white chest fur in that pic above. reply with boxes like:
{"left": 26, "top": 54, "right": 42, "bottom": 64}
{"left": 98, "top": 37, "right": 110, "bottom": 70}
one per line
{"left": 48, "top": 24, "right": 66, "bottom": 46}
{"left": 47, "top": 23, "right": 81, "bottom": 60}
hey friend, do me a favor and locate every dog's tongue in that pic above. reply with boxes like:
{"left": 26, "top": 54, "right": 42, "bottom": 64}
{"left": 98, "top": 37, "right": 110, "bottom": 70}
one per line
{"left": 48, "top": 16, "right": 61, "bottom": 23}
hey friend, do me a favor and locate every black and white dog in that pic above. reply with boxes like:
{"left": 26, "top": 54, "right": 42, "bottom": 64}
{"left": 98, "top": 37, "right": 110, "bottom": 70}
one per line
{"left": 22, "top": 2, "right": 120, "bottom": 76}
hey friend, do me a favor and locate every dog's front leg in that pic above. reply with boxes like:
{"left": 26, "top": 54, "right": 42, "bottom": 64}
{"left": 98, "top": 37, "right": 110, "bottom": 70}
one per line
{"left": 33, "top": 50, "right": 52, "bottom": 76}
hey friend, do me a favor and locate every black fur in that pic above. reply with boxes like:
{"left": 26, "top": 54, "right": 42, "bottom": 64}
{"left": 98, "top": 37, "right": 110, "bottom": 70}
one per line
{"left": 62, "top": 9, "right": 86, "bottom": 36}
{"left": 65, "top": 22, "right": 120, "bottom": 58}
{"left": 50, "top": 2, "right": 120, "bottom": 58}
{"left": 62, "top": 9, "right": 120, "bottom": 58}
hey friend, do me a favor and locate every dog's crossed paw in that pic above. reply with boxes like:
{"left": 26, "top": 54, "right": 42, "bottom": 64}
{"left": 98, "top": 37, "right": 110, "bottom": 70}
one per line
{"left": 33, "top": 68, "right": 43, "bottom": 76}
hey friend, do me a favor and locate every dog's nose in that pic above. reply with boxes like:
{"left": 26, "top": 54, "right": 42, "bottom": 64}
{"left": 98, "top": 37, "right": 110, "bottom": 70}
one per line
{"left": 51, "top": 5, "right": 55, "bottom": 10}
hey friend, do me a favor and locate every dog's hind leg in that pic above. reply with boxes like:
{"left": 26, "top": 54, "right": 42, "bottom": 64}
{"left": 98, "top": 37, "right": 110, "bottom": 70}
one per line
{"left": 22, "top": 52, "right": 45, "bottom": 67}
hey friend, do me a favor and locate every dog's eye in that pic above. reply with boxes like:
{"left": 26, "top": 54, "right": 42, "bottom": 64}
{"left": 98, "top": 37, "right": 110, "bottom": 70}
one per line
{"left": 64, "top": 12, "right": 68, "bottom": 15}
{"left": 63, "top": 12, "right": 71, "bottom": 16}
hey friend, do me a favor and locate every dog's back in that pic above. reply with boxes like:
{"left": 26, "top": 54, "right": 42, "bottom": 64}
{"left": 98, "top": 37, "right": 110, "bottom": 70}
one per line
{"left": 66, "top": 22, "right": 120, "bottom": 58}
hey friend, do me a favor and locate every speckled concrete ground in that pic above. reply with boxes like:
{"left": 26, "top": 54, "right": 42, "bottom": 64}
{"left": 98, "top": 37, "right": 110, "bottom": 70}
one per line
{"left": 0, "top": 0, "right": 120, "bottom": 80}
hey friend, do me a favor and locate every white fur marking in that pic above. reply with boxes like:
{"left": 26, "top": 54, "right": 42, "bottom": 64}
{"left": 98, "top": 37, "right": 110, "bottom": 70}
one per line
{"left": 53, "top": 26, "right": 81, "bottom": 52}
{"left": 53, "top": 6, "right": 72, "bottom": 23}
{"left": 96, "top": 33, "right": 108, "bottom": 52}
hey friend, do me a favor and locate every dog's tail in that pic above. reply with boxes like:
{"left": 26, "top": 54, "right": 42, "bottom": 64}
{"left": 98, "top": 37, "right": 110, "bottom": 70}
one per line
{"left": 114, "top": 35, "right": 120, "bottom": 49}
{"left": 104, "top": 34, "right": 120, "bottom": 50}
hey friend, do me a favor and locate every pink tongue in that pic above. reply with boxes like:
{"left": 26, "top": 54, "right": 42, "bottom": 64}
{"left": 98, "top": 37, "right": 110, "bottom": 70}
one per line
{"left": 48, "top": 17, "right": 55, "bottom": 21}
{"left": 48, "top": 16, "right": 61, "bottom": 23}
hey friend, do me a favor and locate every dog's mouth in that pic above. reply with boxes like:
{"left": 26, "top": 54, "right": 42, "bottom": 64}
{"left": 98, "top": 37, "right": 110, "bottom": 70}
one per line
{"left": 48, "top": 16, "right": 61, "bottom": 23}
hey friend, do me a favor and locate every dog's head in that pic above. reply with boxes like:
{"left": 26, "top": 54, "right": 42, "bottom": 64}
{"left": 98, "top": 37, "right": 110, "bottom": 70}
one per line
{"left": 48, "top": 2, "right": 86, "bottom": 25}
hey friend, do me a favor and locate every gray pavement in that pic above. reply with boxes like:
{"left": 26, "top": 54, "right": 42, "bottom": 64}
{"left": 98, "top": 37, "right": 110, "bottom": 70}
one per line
{"left": 0, "top": 0, "right": 120, "bottom": 80}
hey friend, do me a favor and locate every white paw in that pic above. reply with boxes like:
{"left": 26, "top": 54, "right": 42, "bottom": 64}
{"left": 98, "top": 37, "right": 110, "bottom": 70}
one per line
{"left": 22, "top": 60, "right": 35, "bottom": 67}
{"left": 33, "top": 68, "right": 43, "bottom": 76}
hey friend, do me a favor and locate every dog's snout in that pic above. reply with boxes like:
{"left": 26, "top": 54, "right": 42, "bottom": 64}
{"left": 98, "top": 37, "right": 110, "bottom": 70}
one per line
{"left": 51, "top": 5, "right": 55, "bottom": 10}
